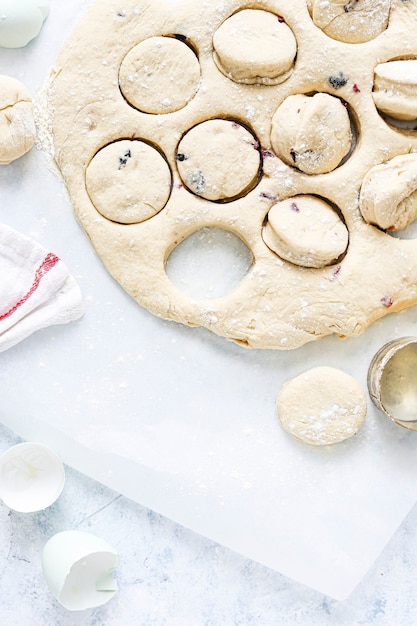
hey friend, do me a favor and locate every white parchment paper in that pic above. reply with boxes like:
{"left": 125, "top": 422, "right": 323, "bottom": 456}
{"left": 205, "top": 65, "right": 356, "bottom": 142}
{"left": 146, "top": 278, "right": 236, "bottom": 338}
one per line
{"left": 1, "top": 0, "right": 417, "bottom": 601}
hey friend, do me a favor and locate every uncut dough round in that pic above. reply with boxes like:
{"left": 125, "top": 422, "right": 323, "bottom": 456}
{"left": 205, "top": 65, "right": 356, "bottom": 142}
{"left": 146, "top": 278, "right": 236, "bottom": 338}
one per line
{"left": 119, "top": 37, "right": 200, "bottom": 114}
{"left": 0, "top": 0, "right": 49, "bottom": 48}
{"left": 359, "top": 154, "right": 417, "bottom": 231}
{"left": 277, "top": 367, "right": 367, "bottom": 446}
{"left": 213, "top": 9, "right": 297, "bottom": 85}
{"left": 176, "top": 119, "right": 261, "bottom": 201}
{"left": 310, "top": 0, "right": 390, "bottom": 44}
{"left": 86, "top": 140, "right": 172, "bottom": 224}
{"left": 271, "top": 93, "right": 352, "bottom": 175}
{"left": 0, "top": 75, "right": 36, "bottom": 164}
{"left": 373, "top": 60, "right": 417, "bottom": 121}
{"left": 262, "top": 195, "right": 349, "bottom": 268}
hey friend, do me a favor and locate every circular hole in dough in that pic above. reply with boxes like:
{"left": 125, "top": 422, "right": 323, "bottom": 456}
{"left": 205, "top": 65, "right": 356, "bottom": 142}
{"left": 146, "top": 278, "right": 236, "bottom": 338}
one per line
{"left": 309, "top": 0, "right": 391, "bottom": 44}
{"left": 277, "top": 366, "right": 367, "bottom": 446}
{"left": 262, "top": 195, "right": 349, "bottom": 269}
{"left": 165, "top": 227, "right": 253, "bottom": 299}
{"left": 176, "top": 119, "right": 261, "bottom": 202}
{"left": 212, "top": 9, "right": 297, "bottom": 85}
{"left": 119, "top": 36, "right": 201, "bottom": 114}
{"left": 85, "top": 139, "right": 172, "bottom": 224}
{"left": 0, "top": 74, "right": 36, "bottom": 164}
{"left": 270, "top": 92, "right": 352, "bottom": 175}
{"left": 373, "top": 59, "right": 417, "bottom": 123}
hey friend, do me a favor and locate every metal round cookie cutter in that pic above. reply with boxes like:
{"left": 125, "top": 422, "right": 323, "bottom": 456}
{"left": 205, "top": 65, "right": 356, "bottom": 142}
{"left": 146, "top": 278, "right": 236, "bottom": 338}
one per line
{"left": 368, "top": 337, "right": 417, "bottom": 430}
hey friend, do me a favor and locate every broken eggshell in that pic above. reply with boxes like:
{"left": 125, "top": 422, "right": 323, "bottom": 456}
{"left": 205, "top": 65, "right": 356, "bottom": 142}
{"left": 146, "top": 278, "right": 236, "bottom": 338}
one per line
{"left": 373, "top": 60, "right": 417, "bottom": 121}
{"left": 42, "top": 530, "right": 119, "bottom": 611}
{"left": 0, "top": 442, "right": 65, "bottom": 512}
{"left": 0, "top": 0, "right": 50, "bottom": 48}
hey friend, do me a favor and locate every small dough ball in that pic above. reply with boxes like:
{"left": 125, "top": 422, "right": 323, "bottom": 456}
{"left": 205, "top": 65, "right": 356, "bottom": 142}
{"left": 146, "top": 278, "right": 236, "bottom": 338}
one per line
{"left": 213, "top": 9, "right": 297, "bottom": 85}
{"left": 373, "top": 60, "right": 417, "bottom": 121}
{"left": 277, "top": 366, "right": 367, "bottom": 446}
{"left": 119, "top": 36, "right": 200, "bottom": 114}
{"left": 86, "top": 140, "right": 172, "bottom": 224}
{"left": 0, "top": 0, "right": 49, "bottom": 48}
{"left": 0, "top": 75, "right": 36, "bottom": 165}
{"left": 311, "top": 0, "right": 390, "bottom": 44}
{"left": 262, "top": 195, "right": 348, "bottom": 268}
{"left": 359, "top": 154, "right": 417, "bottom": 231}
{"left": 176, "top": 119, "right": 261, "bottom": 201}
{"left": 271, "top": 93, "right": 352, "bottom": 175}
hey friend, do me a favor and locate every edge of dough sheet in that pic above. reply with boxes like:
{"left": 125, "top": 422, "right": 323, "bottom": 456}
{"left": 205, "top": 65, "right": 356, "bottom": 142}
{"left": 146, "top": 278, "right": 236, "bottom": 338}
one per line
{"left": 45, "top": 0, "right": 417, "bottom": 349}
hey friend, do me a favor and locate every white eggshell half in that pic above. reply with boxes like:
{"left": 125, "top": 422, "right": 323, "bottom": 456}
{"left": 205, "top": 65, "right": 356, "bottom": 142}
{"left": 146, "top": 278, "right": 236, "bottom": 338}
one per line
{"left": 0, "top": 0, "right": 50, "bottom": 48}
{"left": 42, "top": 531, "right": 119, "bottom": 611}
{"left": 0, "top": 442, "right": 65, "bottom": 512}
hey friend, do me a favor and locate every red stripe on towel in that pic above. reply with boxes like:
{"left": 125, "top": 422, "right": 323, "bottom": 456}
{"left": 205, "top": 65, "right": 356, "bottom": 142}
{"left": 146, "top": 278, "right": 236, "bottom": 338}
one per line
{"left": 0, "top": 253, "right": 60, "bottom": 322}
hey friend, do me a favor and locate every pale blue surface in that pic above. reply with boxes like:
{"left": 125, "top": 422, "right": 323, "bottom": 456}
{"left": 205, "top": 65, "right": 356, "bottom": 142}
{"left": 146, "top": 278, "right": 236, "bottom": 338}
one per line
{"left": 1, "top": 421, "right": 417, "bottom": 626}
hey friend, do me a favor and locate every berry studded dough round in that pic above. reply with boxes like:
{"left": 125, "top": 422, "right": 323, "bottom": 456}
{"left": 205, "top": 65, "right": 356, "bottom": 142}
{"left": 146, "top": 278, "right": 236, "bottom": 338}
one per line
{"left": 277, "top": 366, "right": 367, "bottom": 446}
{"left": 47, "top": 0, "right": 417, "bottom": 349}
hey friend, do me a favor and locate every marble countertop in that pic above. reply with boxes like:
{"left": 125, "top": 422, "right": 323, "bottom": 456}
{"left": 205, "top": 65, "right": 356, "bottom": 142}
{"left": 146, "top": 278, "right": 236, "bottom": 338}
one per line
{"left": 1, "top": 419, "right": 417, "bottom": 625}
{"left": 2, "top": 1, "right": 417, "bottom": 623}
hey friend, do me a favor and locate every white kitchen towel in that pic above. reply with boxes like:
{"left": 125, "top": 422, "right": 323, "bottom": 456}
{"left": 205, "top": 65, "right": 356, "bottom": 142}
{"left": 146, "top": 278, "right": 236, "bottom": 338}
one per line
{"left": 0, "top": 223, "right": 84, "bottom": 352}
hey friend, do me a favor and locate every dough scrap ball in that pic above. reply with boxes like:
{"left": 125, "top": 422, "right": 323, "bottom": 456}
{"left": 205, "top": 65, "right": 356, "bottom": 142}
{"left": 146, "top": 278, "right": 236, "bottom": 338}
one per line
{"left": 277, "top": 366, "right": 367, "bottom": 446}
{"left": 119, "top": 36, "right": 201, "bottom": 114}
{"left": 262, "top": 195, "right": 349, "bottom": 268}
{"left": 86, "top": 140, "right": 172, "bottom": 224}
{"left": 359, "top": 153, "right": 417, "bottom": 231}
{"left": 271, "top": 92, "right": 352, "bottom": 175}
{"left": 176, "top": 119, "right": 261, "bottom": 201}
{"left": 310, "top": 0, "right": 390, "bottom": 44}
{"left": 0, "top": 75, "right": 36, "bottom": 165}
{"left": 213, "top": 9, "right": 297, "bottom": 85}
{"left": 0, "top": 0, "right": 49, "bottom": 48}
{"left": 373, "top": 60, "right": 417, "bottom": 121}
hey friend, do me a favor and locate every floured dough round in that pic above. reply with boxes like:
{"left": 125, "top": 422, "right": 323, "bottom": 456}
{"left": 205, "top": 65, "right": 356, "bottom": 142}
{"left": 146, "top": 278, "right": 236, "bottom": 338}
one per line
{"left": 262, "top": 195, "right": 349, "bottom": 268}
{"left": 176, "top": 119, "right": 261, "bottom": 201}
{"left": 0, "top": 75, "right": 36, "bottom": 164}
{"left": 373, "top": 60, "right": 417, "bottom": 121}
{"left": 310, "top": 0, "right": 390, "bottom": 44}
{"left": 277, "top": 366, "right": 367, "bottom": 445}
{"left": 213, "top": 9, "right": 297, "bottom": 85}
{"left": 47, "top": 0, "right": 417, "bottom": 350}
{"left": 86, "top": 140, "right": 172, "bottom": 224}
{"left": 359, "top": 154, "right": 417, "bottom": 231}
{"left": 270, "top": 93, "right": 352, "bottom": 175}
{"left": 119, "top": 36, "right": 201, "bottom": 114}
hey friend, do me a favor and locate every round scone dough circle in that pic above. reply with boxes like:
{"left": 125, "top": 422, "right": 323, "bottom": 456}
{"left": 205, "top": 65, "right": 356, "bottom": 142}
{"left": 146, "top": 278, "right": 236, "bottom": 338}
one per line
{"left": 373, "top": 60, "right": 417, "bottom": 121}
{"left": 213, "top": 9, "right": 297, "bottom": 85}
{"left": 310, "top": 0, "right": 390, "bottom": 44}
{"left": 86, "top": 140, "right": 172, "bottom": 224}
{"left": 176, "top": 119, "right": 261, "bottom": 201}
{"left": 271, "top": 93, "right": 352, "bottom": 175}
{"left": 262, "top": 195, "right": 349, "bottom": 268}
{"left": 277, "top": 366, "right": 367, "bottom": 446}
{"left": 0, "top": 75, "right": 36, "bottom": 164}
{"left": 119, "top": 36, "right": 200, "bottom": 114}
